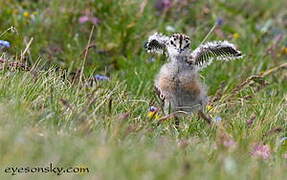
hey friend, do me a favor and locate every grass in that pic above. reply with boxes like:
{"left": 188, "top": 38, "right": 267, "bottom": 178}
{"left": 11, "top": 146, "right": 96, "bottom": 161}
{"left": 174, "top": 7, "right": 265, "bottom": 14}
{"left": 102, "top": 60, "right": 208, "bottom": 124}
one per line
{"left": 0, "top": 0, "right": 287, "bottom": 179}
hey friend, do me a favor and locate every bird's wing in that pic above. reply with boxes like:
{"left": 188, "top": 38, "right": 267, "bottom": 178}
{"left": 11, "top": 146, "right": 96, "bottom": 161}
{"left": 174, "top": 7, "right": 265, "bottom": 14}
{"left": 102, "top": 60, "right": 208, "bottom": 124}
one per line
{"left": 144, "top": 32, "right": 169, "bottom": 54}
{"left": 189, "top": 41, "right": 243, "bottom": 69}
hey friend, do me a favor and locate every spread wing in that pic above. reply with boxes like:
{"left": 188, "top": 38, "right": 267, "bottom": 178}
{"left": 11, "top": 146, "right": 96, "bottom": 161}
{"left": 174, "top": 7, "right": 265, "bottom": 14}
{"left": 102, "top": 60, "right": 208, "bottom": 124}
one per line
{"left": 144, "top": 32, "right": 169, "bottom": 54}
{"left": 190, "top": 41, "right": 243, "bottom": 69}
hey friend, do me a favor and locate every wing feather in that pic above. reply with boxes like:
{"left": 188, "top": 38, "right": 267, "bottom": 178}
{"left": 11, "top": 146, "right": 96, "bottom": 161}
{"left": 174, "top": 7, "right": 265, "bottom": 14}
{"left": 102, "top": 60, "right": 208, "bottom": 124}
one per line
{"left": 190, "top": 40, "right": 243, "bottom": 69}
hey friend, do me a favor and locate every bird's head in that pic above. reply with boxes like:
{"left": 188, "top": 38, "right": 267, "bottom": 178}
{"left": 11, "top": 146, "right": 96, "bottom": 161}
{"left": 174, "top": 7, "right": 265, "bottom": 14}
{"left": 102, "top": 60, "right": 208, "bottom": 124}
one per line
{"left": 166, "top": 33, "right": 190, "bottom": 56}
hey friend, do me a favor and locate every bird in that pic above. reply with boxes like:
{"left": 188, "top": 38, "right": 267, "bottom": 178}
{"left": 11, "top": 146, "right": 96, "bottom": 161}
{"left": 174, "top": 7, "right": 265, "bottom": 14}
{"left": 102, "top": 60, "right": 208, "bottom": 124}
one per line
{"left": 144, "top": 32, "right": 243, "bottom": 123}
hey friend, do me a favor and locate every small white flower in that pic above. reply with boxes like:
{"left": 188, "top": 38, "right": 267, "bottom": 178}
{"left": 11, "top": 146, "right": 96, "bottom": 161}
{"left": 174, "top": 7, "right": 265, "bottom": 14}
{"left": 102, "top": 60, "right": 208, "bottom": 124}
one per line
{"left": 165, "top": 25, "right": 176, "bottom": 32}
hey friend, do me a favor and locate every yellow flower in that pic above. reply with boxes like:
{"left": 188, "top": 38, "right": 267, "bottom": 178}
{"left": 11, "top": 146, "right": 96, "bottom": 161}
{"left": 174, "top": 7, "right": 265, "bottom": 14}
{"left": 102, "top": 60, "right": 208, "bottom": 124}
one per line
{"left": 281, "top": 47, "right": 287, "bottom": 55}
{"left": 147, "top": 111, "right": 160, "bottom": 120}
{"left": 23, "top": 11, "right": 30, "bottom": 18}
{"left": 206, "top": 105, "right": 213, "bottom": 111}
{"left": 232, "top": 33, "right": 240, "bottom": 40}
{"left": 147, "top": 106, "right": 161, "bottom": 120}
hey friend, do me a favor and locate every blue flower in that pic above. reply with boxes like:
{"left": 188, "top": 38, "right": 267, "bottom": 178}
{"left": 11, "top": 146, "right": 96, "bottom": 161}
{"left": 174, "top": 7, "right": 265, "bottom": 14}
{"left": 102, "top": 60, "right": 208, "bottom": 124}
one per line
{"left": 94, "top": 74, "right": 109, "bottom": 81}
{"left": 149, "top": 106, "right": 158, "bottom": 112}
{"left": 0, "top": 40, "right": 10, "bottom": 48}
{"left": 214, "top": 116, "right": 222, "bottom": 123}
{"left": 216, "top": 18, "right": 224, "bottom": 26}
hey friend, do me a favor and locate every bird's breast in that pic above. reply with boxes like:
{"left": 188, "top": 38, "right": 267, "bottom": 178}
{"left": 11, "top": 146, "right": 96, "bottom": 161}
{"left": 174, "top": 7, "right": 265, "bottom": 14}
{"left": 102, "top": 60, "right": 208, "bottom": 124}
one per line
{"left": 157, "top": 68, "right": 201, "bottom": 96}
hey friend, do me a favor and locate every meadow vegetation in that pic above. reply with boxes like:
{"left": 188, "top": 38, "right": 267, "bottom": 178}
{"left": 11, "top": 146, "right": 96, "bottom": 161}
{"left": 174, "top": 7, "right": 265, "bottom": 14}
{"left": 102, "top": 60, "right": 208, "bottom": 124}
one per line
{"left": 0, "top": 0, "right": 286, "bottom": 179}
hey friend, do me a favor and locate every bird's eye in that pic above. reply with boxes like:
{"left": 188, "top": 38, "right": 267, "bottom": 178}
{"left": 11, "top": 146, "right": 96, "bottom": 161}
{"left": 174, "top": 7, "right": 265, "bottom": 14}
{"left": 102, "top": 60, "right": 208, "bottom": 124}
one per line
{"left": 170, "top": 40, "right": 175, "bottom": 46}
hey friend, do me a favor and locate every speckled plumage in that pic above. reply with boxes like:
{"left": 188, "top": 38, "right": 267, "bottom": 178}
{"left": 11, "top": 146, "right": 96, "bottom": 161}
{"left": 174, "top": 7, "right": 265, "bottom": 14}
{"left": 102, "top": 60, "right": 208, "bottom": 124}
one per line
{"left": 145, "top": 32, "right": 243, "bottom": 118}
{"left": 154, "top": 56, "right": 208, "bottom": 114}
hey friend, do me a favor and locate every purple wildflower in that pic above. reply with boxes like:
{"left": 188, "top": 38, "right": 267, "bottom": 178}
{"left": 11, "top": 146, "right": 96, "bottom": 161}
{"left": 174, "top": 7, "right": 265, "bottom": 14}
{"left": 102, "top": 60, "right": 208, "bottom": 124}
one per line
{"left": 94, "top": 74, "right": 109, "bottom": 81}
{"left": 79, "top": 16, "right": 100, "bottom": 25}
{"left": 218, "top": 132, "right": 236, "bottom": 149}
{"left": 251, "top": 144, "right": 271, "bottom": 160}
{"left": 155, "top": 0, "right": 172, "bottom": 11}
{"left": 79, "top": 16, "right": 89, "bottom": 23}
{"left": 89, "top": 17, "right": 100, "bottom": 25}
{"left": 223, "top": 138, "right": 236, "bottom": 148}
{"left": 149, "top": 106, "right": 158, "bottom": 112}
{"left": 216, "top": 18, "right": 224, "bottom": 26}
{"left": 0, "top": 40, "right": 10, "bottom": 48}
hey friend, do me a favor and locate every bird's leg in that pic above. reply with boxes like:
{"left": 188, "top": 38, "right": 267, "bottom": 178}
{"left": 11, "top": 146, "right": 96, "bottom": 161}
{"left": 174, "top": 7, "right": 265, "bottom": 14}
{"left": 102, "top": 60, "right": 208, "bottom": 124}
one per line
{"left": 153, "top": 86, "right": 166, "bottom": 115}
{"left": 198, "top": 110, "right": 211, "bottom": 124}
{"left": 174, "top": 116, "right": 180, "bottom": 130}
